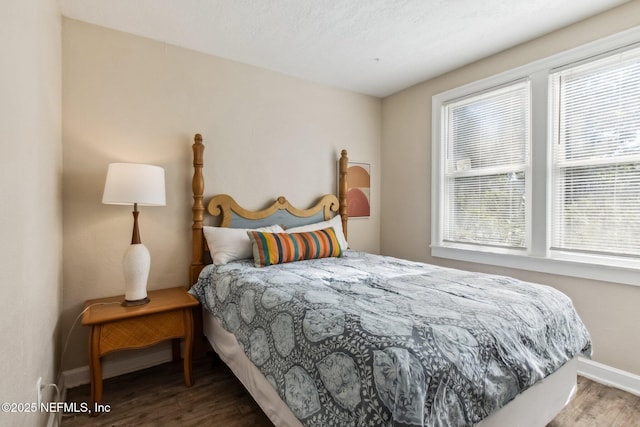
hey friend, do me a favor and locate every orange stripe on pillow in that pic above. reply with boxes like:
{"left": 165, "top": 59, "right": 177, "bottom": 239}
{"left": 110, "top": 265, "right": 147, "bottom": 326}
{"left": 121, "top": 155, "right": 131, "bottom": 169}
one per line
{"left": 317, "top": 228, "right": 333, "bottom": 257}
{"left": 280, "top": 232, "right": 293, "bottom": 263}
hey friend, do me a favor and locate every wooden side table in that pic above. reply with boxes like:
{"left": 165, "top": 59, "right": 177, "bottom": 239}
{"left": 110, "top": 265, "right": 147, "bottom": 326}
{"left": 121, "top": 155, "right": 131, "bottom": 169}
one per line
{"left": 82, "top": 286, "right": 200, "bottom": 410}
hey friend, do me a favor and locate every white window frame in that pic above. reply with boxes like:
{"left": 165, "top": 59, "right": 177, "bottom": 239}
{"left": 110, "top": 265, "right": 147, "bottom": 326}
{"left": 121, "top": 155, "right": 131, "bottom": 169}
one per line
{"left": 442, "top": 79, "right": 531, "bottom": 250}
{"left": 431, "top": 27, "right": 640, "bottom": 287}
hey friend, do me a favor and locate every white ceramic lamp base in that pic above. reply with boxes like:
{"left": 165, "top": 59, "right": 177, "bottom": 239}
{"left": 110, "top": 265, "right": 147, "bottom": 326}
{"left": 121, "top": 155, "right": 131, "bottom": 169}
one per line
{"left": 122, "top": 243, "right": 151, "bottom": 306}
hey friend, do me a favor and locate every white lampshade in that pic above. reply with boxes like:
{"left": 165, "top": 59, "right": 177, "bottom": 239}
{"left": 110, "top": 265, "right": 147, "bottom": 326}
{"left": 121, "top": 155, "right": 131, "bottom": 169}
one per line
{"left": 102, "top": 163, "right": 166, "bottom": 206}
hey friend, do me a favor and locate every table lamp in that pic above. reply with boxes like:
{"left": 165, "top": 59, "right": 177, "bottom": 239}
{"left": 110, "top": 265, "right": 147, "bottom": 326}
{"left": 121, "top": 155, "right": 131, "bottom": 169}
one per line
{"left": 102, "top": 163, "right": 166, "bottom": 306}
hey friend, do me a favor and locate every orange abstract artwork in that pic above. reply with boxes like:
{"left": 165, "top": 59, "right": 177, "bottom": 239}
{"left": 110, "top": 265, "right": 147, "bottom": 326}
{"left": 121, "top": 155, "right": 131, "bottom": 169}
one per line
{"left": 347, "top": 162, "right": 370, "bottom": 218}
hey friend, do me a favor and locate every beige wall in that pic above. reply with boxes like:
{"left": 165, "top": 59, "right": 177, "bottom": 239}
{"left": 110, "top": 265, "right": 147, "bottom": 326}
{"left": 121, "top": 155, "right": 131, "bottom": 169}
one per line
{"left": 381, "top": 2, "right": 640, "bottom": 375}
{"left": 0, "top": 0, "right": 62, "bottom": 426}
{"left": 61, "top": 19, "right": 381, "bottom": 371}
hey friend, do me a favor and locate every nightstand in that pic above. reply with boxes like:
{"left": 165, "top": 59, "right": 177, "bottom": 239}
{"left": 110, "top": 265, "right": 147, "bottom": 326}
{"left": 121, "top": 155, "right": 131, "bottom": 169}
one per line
{"left": 82, "top": 286, "right": 200, "bottom": 409}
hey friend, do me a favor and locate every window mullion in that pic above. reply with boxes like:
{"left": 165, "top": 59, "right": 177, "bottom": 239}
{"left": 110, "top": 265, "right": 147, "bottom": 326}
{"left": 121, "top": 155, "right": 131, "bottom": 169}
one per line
{"left": 529, "top": 71, "right": 549, "bottom": 258}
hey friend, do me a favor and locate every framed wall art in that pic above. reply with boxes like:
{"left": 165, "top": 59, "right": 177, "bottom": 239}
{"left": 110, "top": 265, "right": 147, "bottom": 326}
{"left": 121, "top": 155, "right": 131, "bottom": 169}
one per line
{"left": 346, "top": 161, "right": 370, "bottom": 218}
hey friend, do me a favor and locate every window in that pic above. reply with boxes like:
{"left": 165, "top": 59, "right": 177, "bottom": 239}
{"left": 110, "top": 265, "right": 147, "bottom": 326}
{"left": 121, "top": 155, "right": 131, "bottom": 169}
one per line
{"left": 551, "top": 48, "right": 640, "bottom": 257}
{"left": 432, "top": 28, "right": 640, "bottom": 286}
{"left": 443, "top": 81, "right": 530, "bottom": 248}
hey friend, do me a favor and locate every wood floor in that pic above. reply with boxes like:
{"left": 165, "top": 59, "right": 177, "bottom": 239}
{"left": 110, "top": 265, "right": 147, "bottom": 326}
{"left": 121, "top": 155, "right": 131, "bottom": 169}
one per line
{"left": 62, "top": 353, "right": 640, "bottom": 427}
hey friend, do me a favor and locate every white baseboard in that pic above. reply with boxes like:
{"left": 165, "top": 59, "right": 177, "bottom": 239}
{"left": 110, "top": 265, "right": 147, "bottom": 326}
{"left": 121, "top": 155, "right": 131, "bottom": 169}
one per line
{"left": 62, "top": 343, "right": 173, "bottom": 389}
{"left": 578, "top": 357, "right": 640, "bottom": 396}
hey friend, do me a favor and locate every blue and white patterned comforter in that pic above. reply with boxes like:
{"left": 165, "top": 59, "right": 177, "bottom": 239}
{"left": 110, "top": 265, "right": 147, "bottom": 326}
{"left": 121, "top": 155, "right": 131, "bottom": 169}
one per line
{"left": 190, "top": 251, "right": 591, "bottom": 427}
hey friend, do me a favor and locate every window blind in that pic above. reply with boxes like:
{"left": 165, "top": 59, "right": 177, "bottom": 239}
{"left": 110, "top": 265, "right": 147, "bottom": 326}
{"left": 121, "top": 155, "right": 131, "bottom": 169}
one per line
{"left": 443, "top": 81, "right": 530, "bottom": 248}
{"left": 551, "top": 45, "right": 640, "bottom": 256}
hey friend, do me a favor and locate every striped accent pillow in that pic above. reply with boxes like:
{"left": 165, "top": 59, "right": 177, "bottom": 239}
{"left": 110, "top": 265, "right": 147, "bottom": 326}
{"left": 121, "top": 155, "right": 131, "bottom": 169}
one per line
{"left": 247, "top": 227, "right": 343, "bottom": 267}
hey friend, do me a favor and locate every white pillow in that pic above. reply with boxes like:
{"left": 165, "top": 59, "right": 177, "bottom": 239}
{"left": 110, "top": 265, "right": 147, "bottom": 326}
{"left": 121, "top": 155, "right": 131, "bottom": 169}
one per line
{"left": 286, "top": 215, "right": 348, "bottom": 251}
{"left": 203, "top": 224, "right": 284, "bottom": 265}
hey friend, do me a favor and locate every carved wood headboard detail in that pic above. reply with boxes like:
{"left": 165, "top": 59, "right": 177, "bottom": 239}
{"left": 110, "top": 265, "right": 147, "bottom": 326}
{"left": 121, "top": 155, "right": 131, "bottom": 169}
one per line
{"left": 190, "top": 133, "right": 349, "bottom": 285}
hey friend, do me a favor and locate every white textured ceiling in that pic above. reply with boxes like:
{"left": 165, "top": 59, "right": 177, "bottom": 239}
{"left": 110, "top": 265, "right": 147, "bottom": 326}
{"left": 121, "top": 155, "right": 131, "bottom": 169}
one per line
{"left": 60, "top": 0, "right": 628, "bottom": 97}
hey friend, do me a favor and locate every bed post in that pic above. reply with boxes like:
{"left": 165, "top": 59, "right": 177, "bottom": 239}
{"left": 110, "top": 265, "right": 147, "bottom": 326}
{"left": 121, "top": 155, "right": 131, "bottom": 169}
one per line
{"left": 190, "top": 134, "right": 205, "bottom": 286}
{"left": 339, "top": 149, "right": 348, "bottom": 242}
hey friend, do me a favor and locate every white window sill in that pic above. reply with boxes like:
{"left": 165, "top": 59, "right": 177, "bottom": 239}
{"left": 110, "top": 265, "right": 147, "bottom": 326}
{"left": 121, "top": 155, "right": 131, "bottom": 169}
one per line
{"left": 431, "top": 244, "right": 640, "bottom": 287}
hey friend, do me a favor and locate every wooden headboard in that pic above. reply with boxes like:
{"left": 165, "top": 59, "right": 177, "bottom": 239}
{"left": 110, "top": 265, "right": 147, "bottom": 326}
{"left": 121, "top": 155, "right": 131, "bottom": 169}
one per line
{"left": 190, "top": 133, "right": 349, "bottom": 285}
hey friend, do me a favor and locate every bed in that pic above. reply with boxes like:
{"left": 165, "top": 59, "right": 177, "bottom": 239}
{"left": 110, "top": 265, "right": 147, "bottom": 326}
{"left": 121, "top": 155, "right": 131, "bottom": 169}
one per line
{"left": 187, "top": 134, "right": 591, "bottom": 427}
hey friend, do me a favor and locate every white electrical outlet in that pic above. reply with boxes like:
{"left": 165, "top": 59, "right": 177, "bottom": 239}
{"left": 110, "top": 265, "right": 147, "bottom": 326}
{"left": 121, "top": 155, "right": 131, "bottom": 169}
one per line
{"left": 36, "top": 377, "right": 42, "bottom": 406}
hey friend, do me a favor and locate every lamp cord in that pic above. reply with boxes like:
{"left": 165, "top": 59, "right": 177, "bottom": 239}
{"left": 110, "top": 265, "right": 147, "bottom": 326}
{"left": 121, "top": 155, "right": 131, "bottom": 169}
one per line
{"left": 60, "top": 302, "right": 121, "bottom": 367}
{"left": 52, "top": 301, "right": 121, "bottom": 419}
